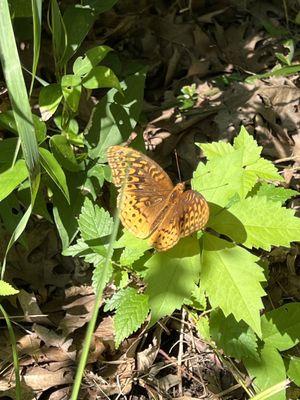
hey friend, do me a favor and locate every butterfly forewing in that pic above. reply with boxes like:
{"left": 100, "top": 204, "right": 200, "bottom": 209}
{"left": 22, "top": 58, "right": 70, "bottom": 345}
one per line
{"left": 107, "top": 145, "right": 174, "bottom": 238}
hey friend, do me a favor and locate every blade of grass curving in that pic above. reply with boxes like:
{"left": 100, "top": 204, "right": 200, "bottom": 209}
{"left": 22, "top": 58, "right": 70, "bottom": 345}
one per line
{"left": 70, "top": 155, "right": 131, "bottom": 399}
{"left": 29, "top": 0, "right": 43, "bottom": 95}
{"left": 0, "top": 304, "right": 21, "bottom": 400}
{"left": 0, "top": 0, "right": 40, "bottom": 278}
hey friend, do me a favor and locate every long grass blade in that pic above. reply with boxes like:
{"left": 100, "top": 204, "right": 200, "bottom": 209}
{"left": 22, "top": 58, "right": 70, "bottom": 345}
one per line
{"left": 30, "top": 0, "right": 43, "bottom": 95}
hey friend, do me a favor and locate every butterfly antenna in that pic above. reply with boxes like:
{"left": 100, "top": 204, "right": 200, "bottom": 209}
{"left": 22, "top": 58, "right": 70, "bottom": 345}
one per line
{"left": 174, "top": 148, "right": 182, "bottom": 182}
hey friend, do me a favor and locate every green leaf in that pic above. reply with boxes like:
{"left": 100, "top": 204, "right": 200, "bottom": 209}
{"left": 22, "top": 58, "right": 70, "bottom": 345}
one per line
{"left": 246, "top": 157, "right": 284, "bottom": 181}
{"left": 145, "top": 237, "right": 201, "bottom": 324}
{"left": 39, "top": 147, "right": 70, "bottom": 203}
{"left": 78, "top": 197, "right": 113, "bottom": 241}
{"left": 85, "top": 68, "right": 146, "bottom": 161}
{"left": 199, "top": 141, "right": 234, "bottom": 160}
{"left": 192, "top": 149, "right": 244, "bottom": 207}
{"left": 287, "top": 357, "right": 300, "bottom": 386}
{"left": 51, "top": 0, "right": 67, "bottom": 65}
{"left": 254, "top": 183, "right": 298, "bottom": 204}
{"left": 49, "top": 135, "right": 80, "bottom": 172}
{"left": 261, "top": 303, "right": 300, "bottom": 351}
{"left": 0, "top": 160, "right": 28, "bottom": 202}
{"left": 196, "top": 316, "right": 211, "bottom": 341}
{"left": 211, "top": 195, "right": 300, "bottom": 251}
{"left": 114, "top": 287, "right": 149, "bottom": 347}
{"left": 0, "top": 110, "right": 46, "bottom": 143}
{"left": 61, "top": 74, "right": 82, "bottom": 113}
{"left": 114, "top": 230, "right": 151, "bottom": 266}
{"left": 82, "top": 66, "right": 121, "bottom": 91}
{"left": 244, "top": 344, "right": 286, "bottom": 400}
{"left": 210, "top": 309, "right": 258, "bottom": 360}
{"left": 73, "top": 45, "right": 112, "bottom": 77}
{"left": 61, "top": 5, "right": 95, "bottom": 64}
{"left": 201, "top": 234, "right": 266, "bottom": 335}
{"left": 0, "top": 280, "right": 19, "bottom": 296}
{"left": 92, "top": 261, "right": 113, "bottom": 293}
{"left": 39, "top": 83, "right": 63, "bottom": 121}
{"left": 0, "top": 138, "right": 18, "bottom": 164}
{"left": 233, "top": 126, "right": 262, "bottom": 165}
{"left": 104, "top": 287, "right": 136, "bottom": 312}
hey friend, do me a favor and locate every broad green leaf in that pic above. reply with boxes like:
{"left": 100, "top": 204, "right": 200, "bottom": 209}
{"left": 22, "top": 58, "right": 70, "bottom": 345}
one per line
{"left": 261, "top": 303, "right": 300, "bottom": 351}
{"left": 61, "top": 5, "right": 95, "bottom": 64}
{"left": 0, "top": 138, "right": 18, "bottom": 164}
{"left": 78, "top": 197, "right": 113, "bottom": 241}
{"left": 192, "top": 149, "right": 244, "bottom": 207}
{"left": 199, "top": 141, "right": 234, "bottom": 160}
{"left": 85, "top": 68, "right": 146, "bottom": 161}
{"left": 62, "top": 238, "right": 89, "bottom": 257}
{"left": 244, "top": 344, "right": 286, "bottom": 400}
{"left": 82, "top": 0, "right": 119, "bottom": 14}
{"left": 114, "top": 230, "right": 151, "bottom": 266}
{"left": 61, "top": 74, "right": 82, "bottom": 113}
{"left": 233, "top": 126, "right": 262, "bottom": 165}
{"left": 73, "top": 45, "right": 112, "bottom": 77}
{"left": 254, "top": 183, "right": 298, "bottom": 204}
{"left": 39, "top": 84, "right": 63, "bottom": 121}
{"left": 211, "top": 195, "right": 300, "bottom": 250}
{"left": 145, "top": 237, "right": 201, "bottom": 324}
{"left": 39, "top": 147, "right": 70, "bottom": 202}
{"left": 82, "top": 66, "right": 121, "bottom": 91}
{"left": 104, "top": 287, "right": 136, "bottom": 312}
{"left": 114, "top": 288, "right": 149, "bottom": 347}
{"left": 0, "top": 110, "right": 46, "bottom": 143}
{"left": 246, "top": 157, "right": 284, "bottom": 181}
{"left": 49, "top": 135, "right": 80, "bottom": 172}
{"left": 287, "top": 357, "right": 300, "bottom": 386}
{"left": 0, "top": 160, "right": 28, "bottom": 202}
{"left": 239, "top": 169, "right": 257, "bottom": 199}
{"left": 201, "top": 234, "right": 266, "bottom": 335}
{"left": 210, "top": 309, "right": 258, "bottom": 360}
{"left": 92, "top": 261, "right": 113, "bottom": 293}
{"left": 0, "top": 280, "right": 19, "bottom": 296}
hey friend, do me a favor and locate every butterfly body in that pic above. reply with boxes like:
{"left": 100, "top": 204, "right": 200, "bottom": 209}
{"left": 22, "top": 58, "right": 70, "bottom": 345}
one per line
{"left": 107, "top": 145, "right": 209, "bottom": 251}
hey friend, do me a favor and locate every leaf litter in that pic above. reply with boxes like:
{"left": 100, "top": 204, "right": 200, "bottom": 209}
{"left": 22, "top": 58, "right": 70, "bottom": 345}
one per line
{"left": 1, "top": 1, "right": 300, "bottom": 399}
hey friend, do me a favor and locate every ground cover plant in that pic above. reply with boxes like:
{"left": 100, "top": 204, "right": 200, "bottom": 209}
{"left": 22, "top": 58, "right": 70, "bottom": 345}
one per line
{"left": 0, "top": 1, "right": 300, "bottom": 399}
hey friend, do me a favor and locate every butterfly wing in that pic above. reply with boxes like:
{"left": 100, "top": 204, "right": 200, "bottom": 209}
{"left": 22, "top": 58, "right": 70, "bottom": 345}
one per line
{"left": 178, "top": 190, "right": 209, "bottom": 237}
{"left": 107, "top": 146, "right": 174, "bottom": 238}
{"left": 150, "top": 190, "right": 209, "bottom": 251}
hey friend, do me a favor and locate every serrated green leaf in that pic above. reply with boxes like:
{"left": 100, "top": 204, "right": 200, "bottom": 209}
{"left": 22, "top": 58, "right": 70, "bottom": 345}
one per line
{"left": 211, "top": 195, "right": 300, "bottom": 251}
{"left": 233, "top": 126, "right": 262, "bottom": 165}
{"left": 210, "top": 309, "right": 258, "bottom": 360}
{"left": 239, "top": 169, "right": 258, "bottom": 198}
{"left": 78, "top": 198, "right": 113, "bottom": 242}
{"left": 188, "top": 284, "right": 207, "bottom": 310}
{"left": 254, "top": 183, "right": 297, "bottom": 204}
{"left": 201, "top": 234, "right": 266, "bottom": 335}
{"left": 62, "top": 238, "right": 89, "bottom": 257}
{"left": 192, "top": 150, "right": 244, "bottom": 207}
{"left": 196, "top": 316, "right": 211, "bottom": 341}
{"left": 39, "top": 83, "right": 63, "bottom": 121}
{"left": 261, "top": 303, "right": 300, "bottom": 351}
{"left": 246, "top": 157, "right": 284, "bottom": 181}
{"left": 39, "top": 147, "right": 70, "bottom": 203}
{"left": 115, "top": 230, "right": 151, "bottom": 266}
{"left": 104, "top": 287, "right": 136, "bottom": 312}
{"left": 199, "top": 141, "right": 234, "bottom": 160}
{"left": 244, "top": 344, "right": 286, "bottom": 400}
{"left": 145, "top": 237, "right": 201, "bottom": 324}
{"left": 114, "top": 288, "right": 149, "bottom": 347}
{"left": 287, "top": 357, "right": 300, "bottom": 386}
{"left": 73, "top": 45, "right": 112, "bottom": 77}
{"left": 0, "top": 280, "right": 19, "bottom": 296}
{"left": 92, "top": 261, "right": 113, "bottom": 293}
{"left": 0, "top": 160, "right": 28, "bottom": 202}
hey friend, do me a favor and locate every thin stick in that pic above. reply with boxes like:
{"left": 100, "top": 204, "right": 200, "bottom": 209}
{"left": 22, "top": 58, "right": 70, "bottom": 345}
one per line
{"left": 174, "top": 148, "right": 182, "bottom": 182}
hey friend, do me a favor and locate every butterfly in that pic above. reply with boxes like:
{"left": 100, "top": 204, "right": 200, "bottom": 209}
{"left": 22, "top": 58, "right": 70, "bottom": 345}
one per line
{"left": 107, "top": 145, "right": 209, "bottom": 251}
